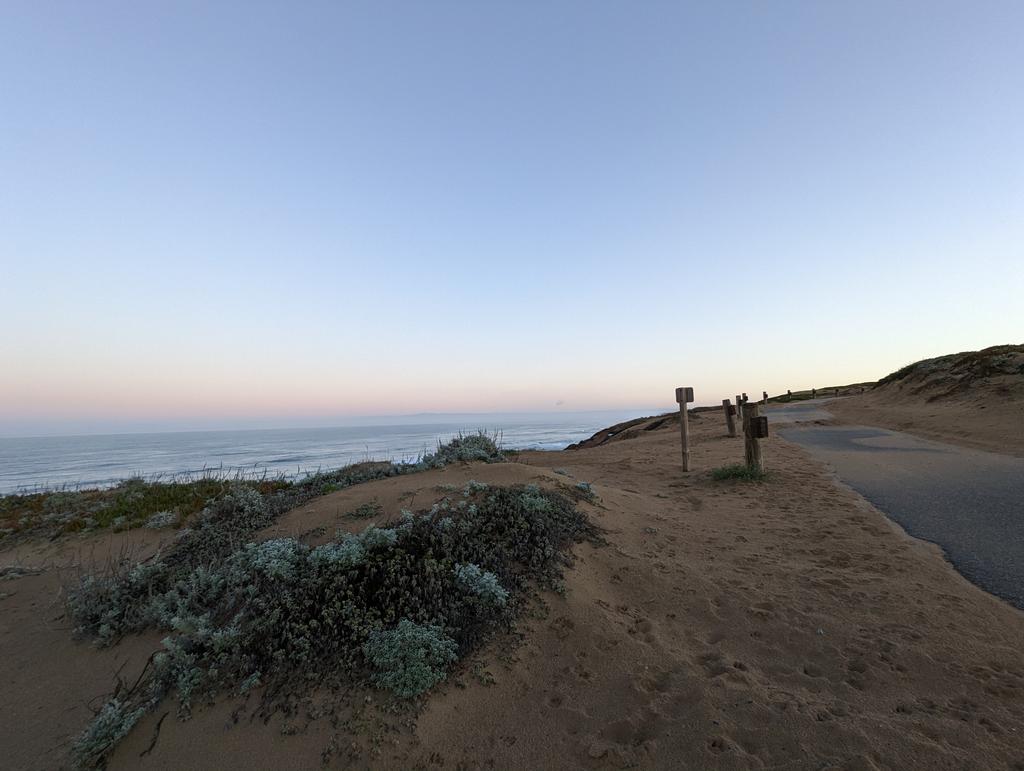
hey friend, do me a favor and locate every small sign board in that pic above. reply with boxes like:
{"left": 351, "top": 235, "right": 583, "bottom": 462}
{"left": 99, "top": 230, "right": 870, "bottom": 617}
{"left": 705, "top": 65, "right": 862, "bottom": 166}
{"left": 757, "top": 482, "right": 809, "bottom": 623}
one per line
{"left": 750, "top": 416, "right": 769, "bottom": 439}
{"left": 675, "top": 386, "right": 694, "bottom": 404}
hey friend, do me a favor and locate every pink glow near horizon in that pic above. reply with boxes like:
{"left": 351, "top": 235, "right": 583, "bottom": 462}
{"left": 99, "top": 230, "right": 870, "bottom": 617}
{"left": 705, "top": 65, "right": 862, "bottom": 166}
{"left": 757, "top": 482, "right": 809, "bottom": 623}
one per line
{"left": 2, "top": 3, "right": 1021, "bottom": 436}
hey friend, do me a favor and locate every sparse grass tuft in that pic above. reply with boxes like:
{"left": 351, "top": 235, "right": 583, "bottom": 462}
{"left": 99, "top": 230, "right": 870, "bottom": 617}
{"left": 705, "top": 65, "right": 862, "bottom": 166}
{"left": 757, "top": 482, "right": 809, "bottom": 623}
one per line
{"left": 711, "top": 464, "right": 767, "bottom": 482}
{"left": 345, "top": 501, "right": 383, "bottom": 519}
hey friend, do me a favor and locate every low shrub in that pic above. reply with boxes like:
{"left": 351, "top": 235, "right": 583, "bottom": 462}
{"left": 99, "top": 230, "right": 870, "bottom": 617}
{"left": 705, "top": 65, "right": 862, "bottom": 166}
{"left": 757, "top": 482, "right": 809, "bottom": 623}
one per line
{"left": 65, "top": 435, "right": 507, "bottom": 646}
{"left": 419, "top": 432, "right": 504, "bottom": 468}
{"left": 575, "top": 481, "right": 594, "bottom": 496}
{"left": 70, "top": 699, "right": 146, "bottom": 771}
{"left": 144, "top": 510, "right": 179, "bottom": 529}
{"left": 67, "top": 481, "right": 598, "bottom": 769}
{"left": 454, "top": 562, "right": 509, "bottom": 606}
{"left": 363, "top": 619, "right": 458, "bottom": 697}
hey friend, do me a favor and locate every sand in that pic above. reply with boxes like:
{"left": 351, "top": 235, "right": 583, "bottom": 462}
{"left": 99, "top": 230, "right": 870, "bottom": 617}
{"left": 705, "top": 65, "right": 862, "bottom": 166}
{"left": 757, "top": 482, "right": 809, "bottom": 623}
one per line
{"left": 2, "top": 414, "right": 1024, "bottom": 769}
{"left": 827, "top": 344, "right": 1024, "bottom": 457}
{"left": 827, "top": 391, "right": 1024, "bottom": 458}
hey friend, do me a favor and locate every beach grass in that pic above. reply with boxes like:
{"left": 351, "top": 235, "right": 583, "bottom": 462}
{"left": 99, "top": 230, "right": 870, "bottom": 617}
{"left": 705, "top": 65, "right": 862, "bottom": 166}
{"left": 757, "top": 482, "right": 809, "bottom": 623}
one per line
{"left": 711, "top": 464, "right": 768, "bottom": 482}
{"left": 345, "top": 500, "right": 384, "bottom": 519}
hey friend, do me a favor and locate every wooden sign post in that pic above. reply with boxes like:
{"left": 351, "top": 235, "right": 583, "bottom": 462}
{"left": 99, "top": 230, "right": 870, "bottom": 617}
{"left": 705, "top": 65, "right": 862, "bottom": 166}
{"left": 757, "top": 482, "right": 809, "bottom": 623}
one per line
{"left": 742, "top": 402, "right": 767, "bottom": 473}
{"left": 676, "top": 387, "right": 694, "bottom": 471}
{"left": 722, "top": 398, "right": 737, "bottom": 437}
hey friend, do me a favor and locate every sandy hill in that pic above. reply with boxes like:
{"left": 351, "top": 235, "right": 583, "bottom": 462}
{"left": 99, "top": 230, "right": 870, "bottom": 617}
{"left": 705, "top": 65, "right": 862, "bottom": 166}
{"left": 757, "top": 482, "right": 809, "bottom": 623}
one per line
{"left": 566, "top": 406, "right": 736, "bottom": 451}
{"left": 3, "top": 418, "right": 1024, "bottom": 769}
{"left": 565, "top": 412, "right": 680, "bottom": 450}
{"left": 875, "top": 344, "right": 1024, "bottom": 402}
{"left": 829, "top": 344, "right": 1024, "bottom": 455}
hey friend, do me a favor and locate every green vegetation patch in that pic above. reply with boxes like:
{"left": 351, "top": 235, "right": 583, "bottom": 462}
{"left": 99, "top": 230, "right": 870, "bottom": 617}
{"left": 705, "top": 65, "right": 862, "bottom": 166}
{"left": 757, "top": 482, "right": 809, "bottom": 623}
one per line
{"left": 0, "top": 476, "right": 284, "bottom": 540}
{"left": 345, "top": 500, "right": 384, "bottom": 519}
{"left": 877, "top": 345, "right": 1024, "bottom": 388}
{"left": 1, "top": 432, "right": 506, "bottom": 542}
{"left": 66, "top": 476, "right": 598, "bottom": 769}
{"left": 711, "top": 464, "right": 768, "bottom": 482}
{"left": 877, "top": 361, "right": 921, "bottom": 386}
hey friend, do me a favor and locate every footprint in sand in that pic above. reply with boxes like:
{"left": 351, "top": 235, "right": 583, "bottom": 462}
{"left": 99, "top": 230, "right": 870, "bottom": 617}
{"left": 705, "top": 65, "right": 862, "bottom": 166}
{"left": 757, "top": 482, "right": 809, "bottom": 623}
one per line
{"left": 550, "top": 616, "right": 575, "bottom": 641}
{"left": 697, "top": 651, "right": 731, "bottom": 677}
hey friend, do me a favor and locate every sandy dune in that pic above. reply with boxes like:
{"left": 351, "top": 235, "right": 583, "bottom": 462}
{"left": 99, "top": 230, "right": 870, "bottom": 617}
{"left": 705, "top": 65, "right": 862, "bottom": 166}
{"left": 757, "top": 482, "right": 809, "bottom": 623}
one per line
{"left": 828, "top": 392, "right": 1024, "bottom": 458}
{"left": 828, "top": 344, "right": 1024, "bottom": 456}
{"left": 2, "top": 413, "right": 1023, "bottom": 769}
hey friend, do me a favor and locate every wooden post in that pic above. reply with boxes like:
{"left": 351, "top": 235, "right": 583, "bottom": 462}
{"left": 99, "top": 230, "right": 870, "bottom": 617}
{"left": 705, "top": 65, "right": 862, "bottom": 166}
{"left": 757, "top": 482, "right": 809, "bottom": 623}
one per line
{"left": 735, "top": 394, "right": 743, "bottom": 422}
{"left": 743, "top": 402, "right": 765, "bottom": 473}
{"left": 675, "top": 387, "right": 694, "bottom": 472}
{"left": 762, "top": 390, "right": 768, "bottom": 405}
{"left": 787, "top": 389, "right": 792, "bottom": 401}
{"left": 722, "top": 398, "right": 736, "bottom": 437}
{"left": 812, "top": 387, "right": 816, "bottom": 399}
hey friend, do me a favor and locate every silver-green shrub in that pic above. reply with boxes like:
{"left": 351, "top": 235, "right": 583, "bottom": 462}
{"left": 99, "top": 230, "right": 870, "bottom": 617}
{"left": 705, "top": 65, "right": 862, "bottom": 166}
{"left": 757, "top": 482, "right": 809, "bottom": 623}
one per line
{"left": 518, "top": 484, "right": 553, "bottom": 514}
{"left": 362, "top": 619, "right": 457, "bottom": 697}
{"left": 461, "top": 480, "right": 489, "bottom": 496}
{"left": 66, "top": 479, "right": 598, "bottom": 769}
{"left": 419, "top": 432, "right": 504, "bottom": 468}
{"left": 144, "top": 510, "right": 178, "bottom": 529}
{"left": 454, "top": 563, "right": 508, "bottom": 606}
{"left": 70, "top": 698, "right": 146, "bottom": 770}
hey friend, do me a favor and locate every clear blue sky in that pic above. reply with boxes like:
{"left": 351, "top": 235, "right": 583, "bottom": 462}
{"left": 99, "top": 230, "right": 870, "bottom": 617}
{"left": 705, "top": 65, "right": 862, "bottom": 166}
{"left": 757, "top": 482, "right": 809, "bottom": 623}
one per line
{"left": 2, "top": 1, "right": 1022, "bottom": 435}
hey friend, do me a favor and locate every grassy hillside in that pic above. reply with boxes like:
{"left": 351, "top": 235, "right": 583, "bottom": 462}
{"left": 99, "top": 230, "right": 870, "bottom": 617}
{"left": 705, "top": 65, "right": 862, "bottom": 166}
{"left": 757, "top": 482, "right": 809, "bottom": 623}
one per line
{"left": 875, "top": 344, "right": 1024, "bottom": 401}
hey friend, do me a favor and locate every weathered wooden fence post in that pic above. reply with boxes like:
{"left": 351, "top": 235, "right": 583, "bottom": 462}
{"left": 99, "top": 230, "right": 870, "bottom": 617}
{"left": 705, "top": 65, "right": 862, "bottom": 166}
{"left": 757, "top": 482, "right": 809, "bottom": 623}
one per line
{"left": 762, "top": 390, "right": 768, "bottom": 405}
{"left": 722, "top": 398, "right": 736, "bottom": 437}
{"left": 742, "top": 402, "right": 767, "bottom": 473}
{"left": 735, "top": 394, "right": 743, "bottom": 422}
{"left": 676, "top": 387, "right": 694, "bottom": 471}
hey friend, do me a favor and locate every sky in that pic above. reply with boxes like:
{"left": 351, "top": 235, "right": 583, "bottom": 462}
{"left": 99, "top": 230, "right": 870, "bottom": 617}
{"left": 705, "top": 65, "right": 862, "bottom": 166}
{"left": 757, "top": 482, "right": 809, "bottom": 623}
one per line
{"left": 1, "top": 1, "right": 1022, "bottom": 436}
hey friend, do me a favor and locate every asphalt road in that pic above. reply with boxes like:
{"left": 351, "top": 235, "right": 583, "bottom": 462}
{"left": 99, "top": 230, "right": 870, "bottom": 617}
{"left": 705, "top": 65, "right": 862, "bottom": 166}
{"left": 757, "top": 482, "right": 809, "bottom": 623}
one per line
{"left": 772, "top": 402, "right": 1024, "bottom": 610}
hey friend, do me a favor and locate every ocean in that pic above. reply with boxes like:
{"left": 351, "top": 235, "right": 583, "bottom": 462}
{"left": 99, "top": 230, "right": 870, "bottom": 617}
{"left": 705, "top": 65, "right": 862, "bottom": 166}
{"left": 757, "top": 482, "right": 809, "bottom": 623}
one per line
{"left": 0, "top": 411, "right": 652, "bottom": 494}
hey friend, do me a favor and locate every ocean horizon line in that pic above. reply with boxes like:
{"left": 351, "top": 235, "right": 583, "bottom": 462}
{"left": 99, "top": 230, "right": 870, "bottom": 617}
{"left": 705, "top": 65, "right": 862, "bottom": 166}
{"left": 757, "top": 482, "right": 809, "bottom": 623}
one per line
{"left": 0, "top": 406, "right": 674, "bottom": 441}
